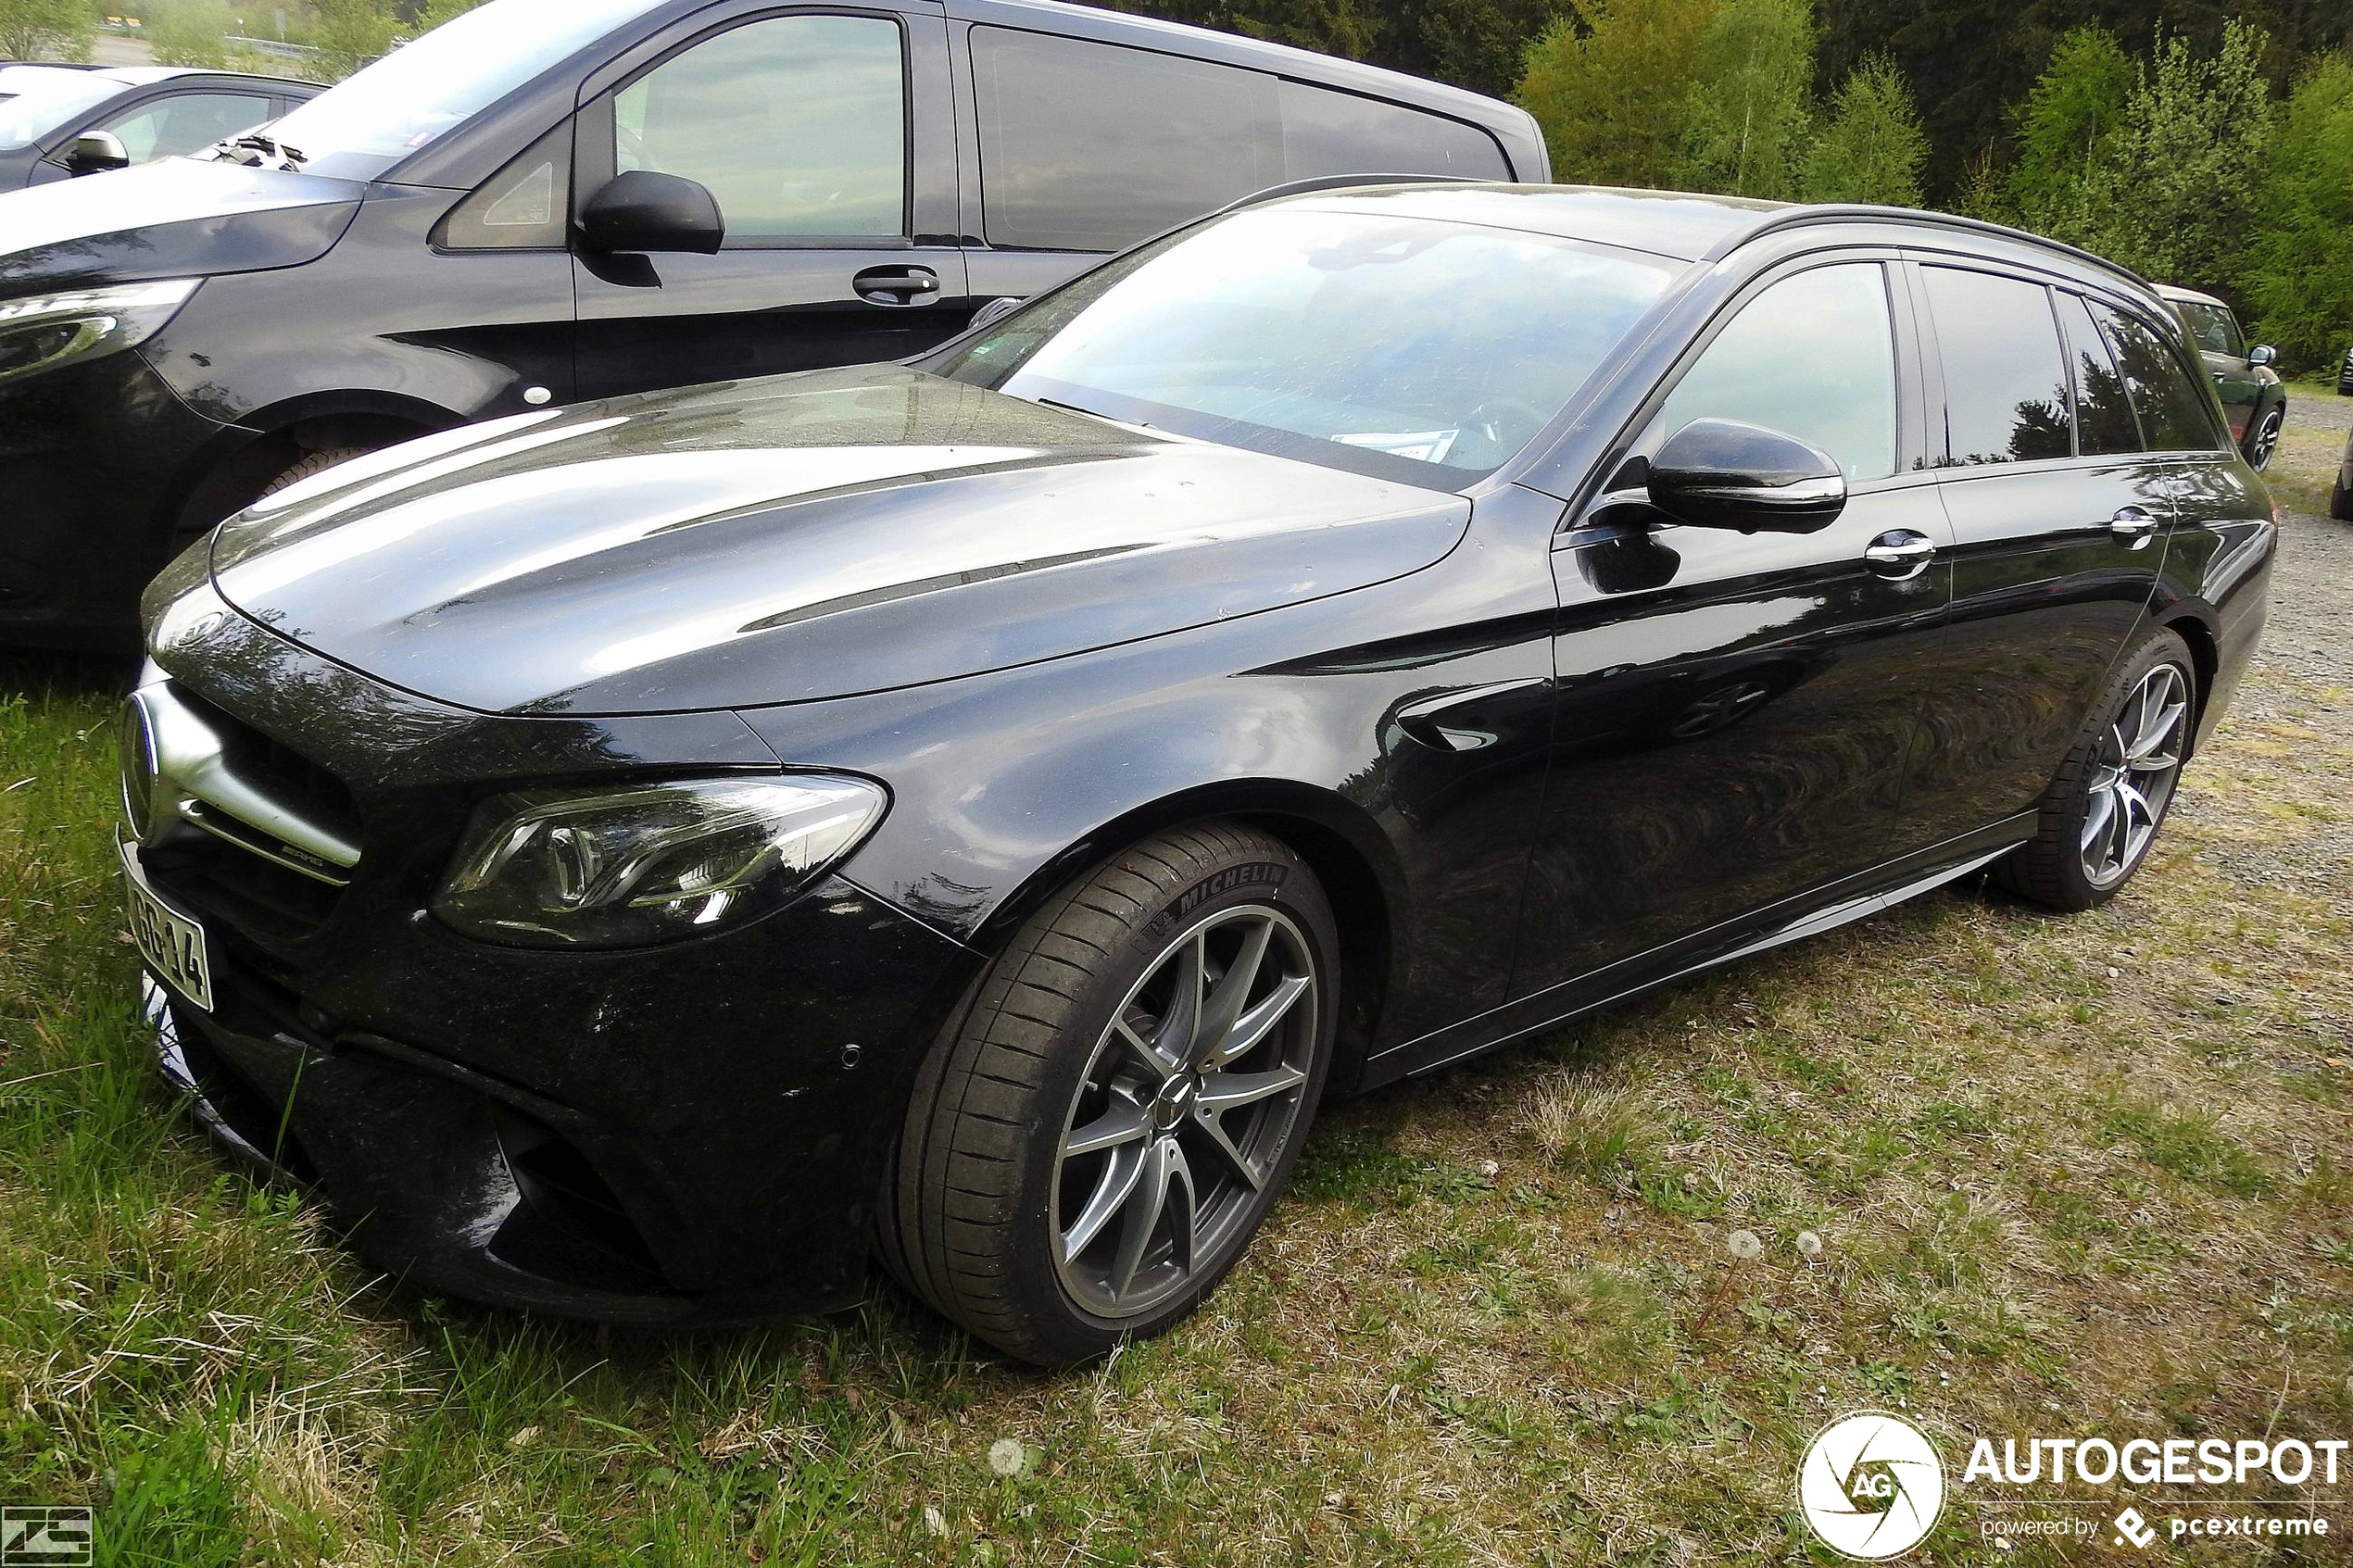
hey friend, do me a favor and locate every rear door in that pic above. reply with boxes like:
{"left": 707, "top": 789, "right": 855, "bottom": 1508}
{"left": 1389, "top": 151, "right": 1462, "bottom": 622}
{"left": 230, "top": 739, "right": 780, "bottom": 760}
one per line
{"left": 1892, "top": 262, "right": 2174, "bottom": 852}
{"left": 955, "top": 23, "right": 1516, "bottom": 304}
{"left": 571, "top": 3, "right": 969, "bottom": 401}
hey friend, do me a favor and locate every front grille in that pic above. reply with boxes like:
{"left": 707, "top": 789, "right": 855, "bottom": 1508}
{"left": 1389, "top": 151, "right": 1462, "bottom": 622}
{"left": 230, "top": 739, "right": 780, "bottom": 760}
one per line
{"left": 127, "top": 680, "right": 364, "bottom": 951}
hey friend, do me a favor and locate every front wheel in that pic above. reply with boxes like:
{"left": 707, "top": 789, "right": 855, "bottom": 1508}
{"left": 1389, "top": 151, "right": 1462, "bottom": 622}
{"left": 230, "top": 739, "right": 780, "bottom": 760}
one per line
{"left": 1996, "top": 630, "right": 2195, "bottom": 911}
{"left": 878, "top": 822, "right": 1338, "bottom": 1365}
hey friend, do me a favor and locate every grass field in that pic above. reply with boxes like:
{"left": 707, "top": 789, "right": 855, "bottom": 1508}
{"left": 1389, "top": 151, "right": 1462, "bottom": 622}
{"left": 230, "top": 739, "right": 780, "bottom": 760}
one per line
{"left": 4, "top": 418, "right": 2351, "bottom": 1565}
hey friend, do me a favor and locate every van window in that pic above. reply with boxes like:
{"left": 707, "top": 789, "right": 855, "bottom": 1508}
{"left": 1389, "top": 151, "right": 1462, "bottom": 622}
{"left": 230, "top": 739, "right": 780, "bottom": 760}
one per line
{"left": 2176, "top": 299, "right": 2244, "bottom": 358}
{"left": 2058, "top": 294, "right": 2142, "bottom": 457}
{"left": 1655, "top": 263, "right": 1897, "bottom": 482}
{"left": 969, "top": 27, "right": 1508, "bottom": 253}
{"left": 616, "top": 14, "right": 906, "bottom": 241}
{"left": 2095, "top": 305, "right": 2223, "bottom": 453}
{"left": 1922, "top": 267, "right": 2071, "bottom": 465}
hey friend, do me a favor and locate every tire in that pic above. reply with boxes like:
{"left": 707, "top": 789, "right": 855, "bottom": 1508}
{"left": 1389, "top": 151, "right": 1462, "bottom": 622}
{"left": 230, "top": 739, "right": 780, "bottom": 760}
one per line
{"left": 2245, "top": 403, "right": 2283, "bottom": 470}
{"left": 2332, "top": 473, "right": 2353, "bottom": 523}
{"left": 878, "top": 822, "right": 1339, "bottom": 1366}
{"left": 258, "top": 445, "right": 375, "bottom": 500}
{"left": 1995, "top": 629, "right": 2196, "bottom": 912}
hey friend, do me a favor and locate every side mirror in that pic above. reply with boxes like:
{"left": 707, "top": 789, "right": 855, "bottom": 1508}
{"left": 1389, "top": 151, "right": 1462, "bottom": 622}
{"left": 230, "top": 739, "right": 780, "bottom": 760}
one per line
{"left": 1647, "top": 419, "right": 1847, "bottom": 533}
{"left": 2248, "top": 344, "right": 2276, "bottom": 368}
{"left": 63, "top": 130, "right": 130, "bottom": 176}
{"left": 578, "top": 170, "right": 724, "bottom": 256}
{"left": 969, "top": 295, "right": 1025, "bottom": 332}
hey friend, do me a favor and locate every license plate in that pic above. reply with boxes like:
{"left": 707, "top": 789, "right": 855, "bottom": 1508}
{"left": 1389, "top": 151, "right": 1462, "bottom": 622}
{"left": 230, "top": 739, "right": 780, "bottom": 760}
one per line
{"left": 121, "top": 842, "right": 212, "bottom": 1012}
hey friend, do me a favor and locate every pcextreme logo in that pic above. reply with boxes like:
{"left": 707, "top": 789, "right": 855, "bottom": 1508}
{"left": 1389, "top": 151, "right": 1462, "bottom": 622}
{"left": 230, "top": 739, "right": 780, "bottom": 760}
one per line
{"left": 1796, "top": 1411, "right": 1948, "bottom": 1561}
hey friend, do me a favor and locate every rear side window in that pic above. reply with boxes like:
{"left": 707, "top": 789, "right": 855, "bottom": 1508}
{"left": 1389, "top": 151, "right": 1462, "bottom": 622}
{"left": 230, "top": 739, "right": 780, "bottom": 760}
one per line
{"left": 2095, "top": 303, "right": 2222, "bottom": 452}
{"left": 2058, "top": 293, "right": 2142, "bottom": 457}
{"left": 615, "top": 14, "right": 908, "bottom": 241}
{"left": 969, "top": 27, "right": 1508, "bottom": 252}
{"left": 1921, "top": 267, "right": 2071, "bottom": 465}
{"left": 1655, "top": 263, "right": 1897, "bottom": 482}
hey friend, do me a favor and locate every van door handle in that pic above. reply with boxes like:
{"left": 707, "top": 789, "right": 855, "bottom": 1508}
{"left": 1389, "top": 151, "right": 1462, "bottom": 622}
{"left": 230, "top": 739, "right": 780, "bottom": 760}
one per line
{"left": 852, "top": 265, "right": 940, "bottom": 307}
{"left": 2109, "top": 506, "right": 2160, "bottom": 543}
{"left": 1863, "top": 531, "right": 1935, "bottom": 578}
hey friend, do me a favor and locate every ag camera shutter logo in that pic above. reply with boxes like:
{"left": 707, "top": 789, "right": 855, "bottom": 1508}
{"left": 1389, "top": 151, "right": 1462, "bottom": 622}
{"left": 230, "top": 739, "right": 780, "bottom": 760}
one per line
{"left": 1797, "top": 1411, "right": 1947, "bottom": 1560}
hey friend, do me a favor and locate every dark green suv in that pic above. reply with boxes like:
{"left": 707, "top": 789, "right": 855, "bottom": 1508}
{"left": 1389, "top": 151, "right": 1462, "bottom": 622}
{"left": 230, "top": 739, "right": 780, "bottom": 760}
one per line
{"left": 2161, "top": 285, "right": 2284, "bottom": 469}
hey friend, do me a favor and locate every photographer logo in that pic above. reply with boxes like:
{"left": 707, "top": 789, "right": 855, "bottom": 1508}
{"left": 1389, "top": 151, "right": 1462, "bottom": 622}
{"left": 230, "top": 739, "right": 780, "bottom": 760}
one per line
{"left": 0, "top": 1508, "right": 92, "bottom": 1568}
{"left": 1797, "top": 1412, "right": 1947, "bottom": 1561}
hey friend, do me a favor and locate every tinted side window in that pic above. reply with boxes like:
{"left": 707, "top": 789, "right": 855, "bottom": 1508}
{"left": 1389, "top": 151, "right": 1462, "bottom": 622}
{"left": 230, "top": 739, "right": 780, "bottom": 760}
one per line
{"left": 101, "top": 92, "right": 273, "bottom": 161}
{"left": 615, "top": 15, "right": 906, "bottom": 241}
{"left": 2178, "top": 301, "right": 2243, "bottom": 358}
{"left": 2058, "top": 293, "right": 2142, "bottom": 457}
{"left": 1655, "top": 263, "right": 1897, "bottom": 482}
{"left": 2095, "top": 304, "right": 2222, "bottom": 452}
{"left": 972, "top": 29, "right": 1281, "bottom": 252}
{"left": 1277, "top": 80, "right": 1510, "bottom": 182}
{"left": 1922, "top": 267, "right": 2070, "bottom": 465}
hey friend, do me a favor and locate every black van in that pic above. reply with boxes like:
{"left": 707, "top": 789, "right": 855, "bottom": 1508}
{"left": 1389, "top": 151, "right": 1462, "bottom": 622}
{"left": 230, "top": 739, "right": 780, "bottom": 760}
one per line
{"left": 0, "top": 0, "right": 1545, "bottom": 644}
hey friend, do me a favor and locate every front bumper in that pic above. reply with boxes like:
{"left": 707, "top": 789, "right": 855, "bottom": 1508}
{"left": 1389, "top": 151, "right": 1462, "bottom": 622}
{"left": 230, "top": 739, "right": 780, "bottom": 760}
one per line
{"left": 132, "top": 600, "right": 982, "bottom": 1323}
{"left": 0, "top": 347, "right": 232, "bottom": 643}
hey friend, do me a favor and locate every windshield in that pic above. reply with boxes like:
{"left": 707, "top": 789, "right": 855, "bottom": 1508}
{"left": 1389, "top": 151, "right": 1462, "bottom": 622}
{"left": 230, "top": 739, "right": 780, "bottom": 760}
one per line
{"left": 0, "top": 69, "right": 120, "bottom": 150}
{"left": 264, "top": 0, "right": 652, "bottom": 180}
{"left": 933, "top": 205, "right": 1680, "bottom": 486}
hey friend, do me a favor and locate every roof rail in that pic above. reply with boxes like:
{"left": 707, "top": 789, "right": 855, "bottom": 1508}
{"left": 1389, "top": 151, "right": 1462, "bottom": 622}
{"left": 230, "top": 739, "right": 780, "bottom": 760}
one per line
{"left": 1709, "top": 204, "right": 2159, "bottom": 296}
{"left": 1215, "top": 172, "right": 1474, "bottom": 216}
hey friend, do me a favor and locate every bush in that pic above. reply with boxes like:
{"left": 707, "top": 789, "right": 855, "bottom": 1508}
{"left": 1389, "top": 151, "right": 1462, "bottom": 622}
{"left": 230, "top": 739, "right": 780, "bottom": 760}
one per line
{"left": 0, "top": 0, "right": 94, "bottom": 62}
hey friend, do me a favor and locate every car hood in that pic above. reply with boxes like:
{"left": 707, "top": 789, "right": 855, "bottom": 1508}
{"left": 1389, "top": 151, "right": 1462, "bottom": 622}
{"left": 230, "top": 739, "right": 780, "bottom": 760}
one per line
{"left": 0, "top": 157, "right": 361, "bottom": 293}
{"left": 206, "top": 366, "right": 1472, "bottom": 716}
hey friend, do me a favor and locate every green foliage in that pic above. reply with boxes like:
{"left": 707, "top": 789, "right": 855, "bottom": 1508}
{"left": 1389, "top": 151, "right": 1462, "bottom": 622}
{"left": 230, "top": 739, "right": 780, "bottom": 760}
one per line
{"left": 1515, "top": 0, "right": 1722, "bottom": 187}
{"left": 306, "top": 0, "right": 400, "bottom": 81}
{"left": 413, "top": 0, "right": 496, "bottom": 32}
{"left": 0, "top": 0, "right": 94, "bottom": 62}
{"left": 2003, "top": 24, "right": 2133, "bottom": 221}
{"left": 145, "top": 0, "right": 234, "bottom": 69}
{"left": 1800, "top": 52, "right": 1927, "bottom": 205}
{"left": 2244, "top": 54, "right": 2353, "bottom": 369}
{"left": 1674, "top": 0, "right": 1816, "bottom": 197}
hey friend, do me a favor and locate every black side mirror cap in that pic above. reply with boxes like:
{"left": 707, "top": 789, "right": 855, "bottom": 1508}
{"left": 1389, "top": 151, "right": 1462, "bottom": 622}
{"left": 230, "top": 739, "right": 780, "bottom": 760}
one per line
{"left": 2248, "top": 344, "right": 2277, "bottom": 368}
{"left": 64, "top": 130, "right": 130, "bottom": 176}
{"left": 1647, "top": 418, "right": 1847, "bottom": 533}
{"left": 578, "top": 170, "right": 724, "bottom": 257}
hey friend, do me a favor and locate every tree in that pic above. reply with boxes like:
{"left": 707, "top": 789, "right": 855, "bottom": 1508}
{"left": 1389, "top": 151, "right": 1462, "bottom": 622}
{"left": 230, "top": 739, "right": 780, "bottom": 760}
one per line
{"left": 1800, "top": 53, "right": 1927, "bottom": 204}
{"left": 147, "top": 0, "right": 233, "bottom": 69}
{"left": 0, "top": 0, "right": 94, "bottom": 62}
{"left": 1675, "top": 0, "right": 1815, "bottom": 197}
{"left": 307, "top": 0, "right": 400, "bottom": 82}
{"left": 1515, "top": 0, "right": 1722, "bottom": 187}
{"left": 2004, "top": 24, "right": 2133, "bottom": 222}
{"left": 2243, "top": 52, "right": 2353, "bottom": 368}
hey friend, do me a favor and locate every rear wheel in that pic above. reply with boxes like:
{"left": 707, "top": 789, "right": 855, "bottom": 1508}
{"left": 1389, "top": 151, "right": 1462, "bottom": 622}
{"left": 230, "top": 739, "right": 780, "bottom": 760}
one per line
{"left": 878, "top": 822, "right": 1337, "bottom": 1366}
{"left": 1996, "top": 629, "right": 2195, "bottom": 911}
{"left": 2246, "top": 404, "right": 2283, "bottom": 470}
{"left": 2332, "top": 472, "right": 2353, "bottom": 522}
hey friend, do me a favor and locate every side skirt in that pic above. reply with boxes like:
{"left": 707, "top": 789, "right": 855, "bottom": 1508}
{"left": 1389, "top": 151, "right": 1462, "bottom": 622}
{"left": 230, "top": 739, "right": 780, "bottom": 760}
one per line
{"left": 1366, "top": 813, "right": 2036, "bottom": 1089}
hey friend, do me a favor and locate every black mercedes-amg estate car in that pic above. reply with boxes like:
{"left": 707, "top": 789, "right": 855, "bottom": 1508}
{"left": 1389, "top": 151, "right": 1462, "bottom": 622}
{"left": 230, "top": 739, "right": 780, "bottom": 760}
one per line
{"left": 124, "top": 184, "right": 2273, "bottom": 1364}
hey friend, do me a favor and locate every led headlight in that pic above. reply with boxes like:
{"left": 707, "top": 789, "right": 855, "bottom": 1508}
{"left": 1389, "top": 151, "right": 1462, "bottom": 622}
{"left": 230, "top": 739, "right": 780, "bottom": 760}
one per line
{"left": 433, "top": 774, "right": 887, "bottom": 948}
{"left": 0, "top": 279, "right": 201, "bottom": 388}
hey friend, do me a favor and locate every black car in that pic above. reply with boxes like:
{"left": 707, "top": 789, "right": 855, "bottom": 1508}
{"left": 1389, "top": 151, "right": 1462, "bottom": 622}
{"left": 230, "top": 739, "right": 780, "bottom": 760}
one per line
{"left": 2158, "top": 285, "right": 2284, "bottom": 470}
{"left": 2338, "top": 344, "right": 2352, "bottom": 396}
{"left": 0, "top": 63, "right": 315, "bottom": 185}
{"left": 125, "top": 185, "right": 2272, "bottom": 1365}
{"left": 0, "top": 0, "right": 1541, "bottom": 646}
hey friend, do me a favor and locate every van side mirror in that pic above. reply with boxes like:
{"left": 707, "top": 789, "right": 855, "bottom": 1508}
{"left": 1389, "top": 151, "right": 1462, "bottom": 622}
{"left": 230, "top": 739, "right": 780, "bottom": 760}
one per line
{"left": 1647, "top": 419, "right": 1846, "bottom": 533}
{"left": 64, "top": 130, "right": 130, "bottom": 176}
{"left": 969, "top": 295, "right": 1025, "bottom": 332}
{"left": 2247, "top": 344, "right": 2276, "bottom": 368}
{"left": 578, "top": 170, "right": 724, "bottom": 256}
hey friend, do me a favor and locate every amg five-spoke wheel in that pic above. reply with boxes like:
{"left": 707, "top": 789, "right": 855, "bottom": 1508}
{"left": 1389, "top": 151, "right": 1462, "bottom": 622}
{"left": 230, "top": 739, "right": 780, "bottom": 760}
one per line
{"left": 1053, "top": 907, "right": 1316, "bottom": 1317}
{"left": 2000, "top": 629, "right": 2196, "bottom": 911}
{"left": 2080, "top": 661, "right": 2187, "bottom": 890}
{"left": 879, "top": 823, "right": 1337, "bottom": 1365}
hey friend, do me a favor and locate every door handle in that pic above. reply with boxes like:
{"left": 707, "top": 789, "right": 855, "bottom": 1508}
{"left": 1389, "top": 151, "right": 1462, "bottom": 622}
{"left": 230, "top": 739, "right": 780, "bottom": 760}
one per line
{"left": 852, "top": 265, "right": 940, "bottom": 307}
{"left": 2108, "top": 506, "right": 2160, "bottom": 543}
{"left": 1863, "top": 531, "right": 1936, "bottom": 578}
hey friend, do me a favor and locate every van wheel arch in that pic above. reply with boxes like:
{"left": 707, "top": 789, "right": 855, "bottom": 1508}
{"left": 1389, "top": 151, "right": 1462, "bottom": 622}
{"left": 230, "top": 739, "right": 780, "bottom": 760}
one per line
{"left": 169, "top": 407, "right": 453, "bottom": 547}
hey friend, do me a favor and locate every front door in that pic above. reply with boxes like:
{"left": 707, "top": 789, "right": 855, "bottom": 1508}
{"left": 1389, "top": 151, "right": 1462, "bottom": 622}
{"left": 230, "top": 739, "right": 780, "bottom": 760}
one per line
{"left": 1508, "top": 258, "right": 1954, "bottom": 1007}
{"left": 1892, "top": 266, "right": 2177, "bottom": 851}
{"left": 571, "top": 4, "right": 969, "bottom": 401}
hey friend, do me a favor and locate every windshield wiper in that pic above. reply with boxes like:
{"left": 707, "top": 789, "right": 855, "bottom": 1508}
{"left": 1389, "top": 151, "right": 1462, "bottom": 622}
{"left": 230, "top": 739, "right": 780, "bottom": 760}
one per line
{"left": 215, "top": 132, "right": 308, "bottom": 169}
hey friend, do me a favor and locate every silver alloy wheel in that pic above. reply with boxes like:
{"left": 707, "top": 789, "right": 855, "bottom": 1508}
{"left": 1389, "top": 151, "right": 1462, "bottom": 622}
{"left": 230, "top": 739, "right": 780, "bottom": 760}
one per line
{"left": 2080, "top": 661, "right": 2189, "bottom": 889}
{"left": 2250, "top": 407, "right": 2283, "bottom": 470}
{"left": 1051, "top": 904, "right": 1318, "bottom": 1318}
